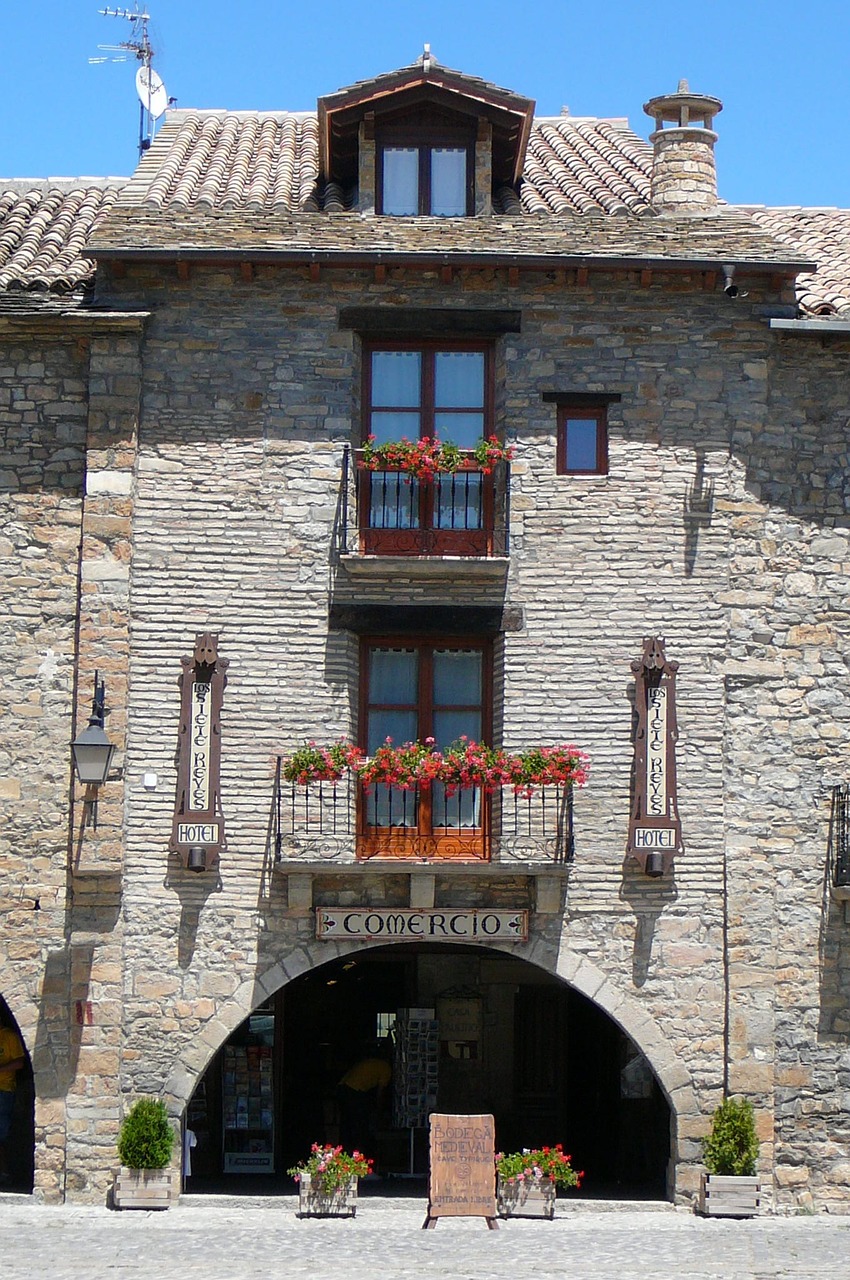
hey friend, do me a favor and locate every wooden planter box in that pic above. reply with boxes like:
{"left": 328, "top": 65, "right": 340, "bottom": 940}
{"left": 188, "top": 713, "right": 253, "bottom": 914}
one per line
{"left": 497, "top": 1175, "right": 556, "bottom": 1220}
{"left": 113, "top": 1168, "right": 173, "bottom": 1210}
{"left": 699, "top": 1174, "right": 761, "bottom": 1217}
{"left": 297, "top": 1175, "right": 358, "bottom": 1218}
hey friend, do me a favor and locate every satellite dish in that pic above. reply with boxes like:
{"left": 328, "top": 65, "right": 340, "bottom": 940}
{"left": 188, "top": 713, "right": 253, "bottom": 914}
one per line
{"left": 136, "top": 65, "right": 168, "bottom": 120}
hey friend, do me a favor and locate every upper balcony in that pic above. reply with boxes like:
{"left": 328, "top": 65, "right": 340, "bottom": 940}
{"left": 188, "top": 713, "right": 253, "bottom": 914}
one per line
{"left": 337, "top": 446, "right": 510, "bottom": 584}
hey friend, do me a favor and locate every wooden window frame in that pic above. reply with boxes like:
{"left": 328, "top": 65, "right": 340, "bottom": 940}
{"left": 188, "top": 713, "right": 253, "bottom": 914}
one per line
{"left": 359, "top": 340, "right": 498, "bottom": 556}
{"left": 377, "top": 128, "right": 475, "bottom": 217}
{"left": 556, "top": 404, "right": 609, "bottom": 476}
{"left": 356, "top": 636, "right": 493, "bottom": 861}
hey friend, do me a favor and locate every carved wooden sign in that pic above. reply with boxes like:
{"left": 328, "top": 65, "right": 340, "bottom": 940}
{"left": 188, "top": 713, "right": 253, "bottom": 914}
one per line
{"left": 627, "top": 636, "right": 683, "bottom": 875}
{"left": 423, "top": 1113, "right": 498, "bottom": 1230}
{"left": 316, "top": 908, "right": 528, "bottom": 942}
{"left": 170, "top": 632, "right": 228, "bottom": 872}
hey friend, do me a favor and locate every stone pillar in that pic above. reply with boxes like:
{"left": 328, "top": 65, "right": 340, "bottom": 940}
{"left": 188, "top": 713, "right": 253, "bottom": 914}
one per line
{"left": 357, "top": 115, "right": 376, "bottom": 214}
{"left": 643, "top": 81, "right": 722, "bottom": 213}
{"left": 475, "top": 119, "right": 493, "bottom": 216}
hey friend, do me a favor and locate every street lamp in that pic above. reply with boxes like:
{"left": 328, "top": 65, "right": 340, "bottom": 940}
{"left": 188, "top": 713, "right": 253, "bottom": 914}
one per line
{"left": 72, "top": 673, "right": 116, "bottom": 785}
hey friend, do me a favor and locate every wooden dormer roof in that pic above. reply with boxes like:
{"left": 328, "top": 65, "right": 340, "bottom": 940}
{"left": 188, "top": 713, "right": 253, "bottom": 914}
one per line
{"left": 317, "top": 53, "right": 535, "bottom": 188}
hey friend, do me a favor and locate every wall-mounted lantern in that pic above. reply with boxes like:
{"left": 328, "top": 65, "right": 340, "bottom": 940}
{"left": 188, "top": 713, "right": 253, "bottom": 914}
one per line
{"left": 170, "top": 633, "right": 228, "bottom": 873}
{"left": 71, "top": 673, "right": 116, "bottom": 829}
{"left": 627, "top": 637, "right": 683, "bottom": 877}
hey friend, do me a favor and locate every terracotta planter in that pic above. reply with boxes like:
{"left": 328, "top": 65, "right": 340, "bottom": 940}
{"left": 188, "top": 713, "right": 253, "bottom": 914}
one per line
{"left": 113, "top": 1167, "right": 173, "bottom": 1210}
{"left": 297, "top": 1174, "right": 358, "bottom": 1218}
{"left": 496, "top": 1175, "right": 556, "bottom": 1219}
{"left": 699, "top": 1173, "right": 761, "bottom": 1217}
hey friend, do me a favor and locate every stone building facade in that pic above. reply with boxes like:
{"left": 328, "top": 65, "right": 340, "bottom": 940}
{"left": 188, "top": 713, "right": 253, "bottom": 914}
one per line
{"left": 1, "top": 58, "right": 849, "bottom": 1209}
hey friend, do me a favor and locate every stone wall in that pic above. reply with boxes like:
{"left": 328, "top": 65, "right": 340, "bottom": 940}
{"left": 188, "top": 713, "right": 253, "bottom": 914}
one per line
{"left": 4, "top": 260, "right": 849, "bottom": 1208}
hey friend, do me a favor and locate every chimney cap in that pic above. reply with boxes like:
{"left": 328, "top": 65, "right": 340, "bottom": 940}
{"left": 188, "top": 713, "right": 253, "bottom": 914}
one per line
{"left": 643, "top": 82, "right": 722, "bottom": 131}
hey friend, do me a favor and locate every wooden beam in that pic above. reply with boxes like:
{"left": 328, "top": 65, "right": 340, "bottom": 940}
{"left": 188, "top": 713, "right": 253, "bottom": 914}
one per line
{"left": 111, "top": 261, "right": 126, "bottom": 280}
{"left": 373, "top": 264, "right": 387, "bottom": 284}
{"left": 507, "top": 267, "right": 519, "bottom": 287}
{"left": 702, "top": 270, "right": 717, "bottom": 292}
{"left": 576, "top": 267, "right": 589, "bottom": 287}
{"left": 176, "top": 261, "right": 190, "bottom": 282}
{"left": 440, "top": 265, "right": 454, "bottom": 285}
{"left": 640, "top": 268, "right": 653, "bottom": 288}
{"left": 239, "top": 262, "right": 254, "bottom": 283}
{"left": 309, "top": 263, "right": 321, "bottom": 283}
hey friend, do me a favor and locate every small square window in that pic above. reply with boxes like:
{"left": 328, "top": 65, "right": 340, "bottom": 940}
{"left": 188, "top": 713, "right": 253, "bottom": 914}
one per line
{"left": 378, "top": 141, "right": 472, "bottom": 216}
{"left": 557, "top": 406, "right": 608, "bottom": 475}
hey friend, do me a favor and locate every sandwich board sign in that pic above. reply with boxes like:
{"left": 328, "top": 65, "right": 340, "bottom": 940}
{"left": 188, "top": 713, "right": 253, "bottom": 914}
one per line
{"left": 422, "top": 1113, "right": 498, "bottom": 1230}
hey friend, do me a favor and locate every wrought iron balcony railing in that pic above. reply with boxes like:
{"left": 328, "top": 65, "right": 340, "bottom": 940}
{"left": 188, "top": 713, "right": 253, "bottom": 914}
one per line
{"left": 272, "top": 760, "right": 574, "bottom": 865}
{"left": 831, "top": 783, "right": 850, "bottom": 889}
{"left": 338, "top": 447, "right": 510, "bottom": 557}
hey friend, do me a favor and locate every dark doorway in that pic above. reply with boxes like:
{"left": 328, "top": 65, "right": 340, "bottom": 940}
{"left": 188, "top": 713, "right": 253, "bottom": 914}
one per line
{"left": 0, "top": 998, "right": 34, "bottom": 1194}
{"left": 185, "top": 946, "right": 670, "bottom": 1200}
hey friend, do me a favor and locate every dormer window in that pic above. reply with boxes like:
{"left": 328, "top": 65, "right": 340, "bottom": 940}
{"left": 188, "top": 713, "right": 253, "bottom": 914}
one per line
{"left": 379, "top": 133, "right": 473, "bottom": 216}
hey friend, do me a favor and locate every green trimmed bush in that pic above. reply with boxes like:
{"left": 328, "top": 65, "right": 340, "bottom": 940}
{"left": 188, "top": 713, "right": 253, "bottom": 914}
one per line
{"left": 117, "top": 1098, "right": 175, "bottom": 1170}
{"left": 703, "top": 1096, "right": 758, "bottom": 1177}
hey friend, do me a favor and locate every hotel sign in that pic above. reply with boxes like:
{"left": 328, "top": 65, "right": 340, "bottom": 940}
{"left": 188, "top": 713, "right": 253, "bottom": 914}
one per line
{"left": 170, "top": 632, "right": 228, "bottom": 871}
{"left": 627, "top": 637, "right": 683, "bottom": 875}
{"left": 316, "top": 908, "right": 528, "bottom": 942}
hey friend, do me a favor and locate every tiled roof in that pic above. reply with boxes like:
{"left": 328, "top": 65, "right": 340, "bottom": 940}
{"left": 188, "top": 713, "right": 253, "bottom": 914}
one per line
{"left": 0, "top": 180, "right": 124, "bottom": 292}
{"left": 746, "top": 207, "right": 850, "bottom": 315}
{"left": 1, "top": 109, "right": 849, "bottom": 315}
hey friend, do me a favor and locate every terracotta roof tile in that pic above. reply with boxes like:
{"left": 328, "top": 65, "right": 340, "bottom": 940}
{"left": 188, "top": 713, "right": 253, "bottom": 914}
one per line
{"left": 746, "top": 206, "right": 850, "bottom": 315}
{"left": 0, "top": 181, "right": 123, "bottom": 292}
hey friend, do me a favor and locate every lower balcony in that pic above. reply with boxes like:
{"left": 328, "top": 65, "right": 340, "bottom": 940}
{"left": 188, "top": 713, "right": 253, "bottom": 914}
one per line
{"left": 272, "top": 772, "right": 574, "bottom": 867}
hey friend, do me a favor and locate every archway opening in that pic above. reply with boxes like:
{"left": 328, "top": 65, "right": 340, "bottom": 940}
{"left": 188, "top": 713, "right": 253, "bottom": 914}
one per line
{"left": 0, "top": 997, "right": 34, "bottom": 1194}
{"left": 185, "top": 946, "right": 670, "bottom": 1200}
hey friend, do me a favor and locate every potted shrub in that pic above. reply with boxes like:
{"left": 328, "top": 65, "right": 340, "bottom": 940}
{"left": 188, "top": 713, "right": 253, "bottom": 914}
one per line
{"left": 495, "top": 1144, "right": 582, "bottom": 1219}
{"left": 699, "top": 1096, "right": 761, "bottom": 1217}
{"left": 288, "top": 1143, "right": 372, "bottom": 1217}
{"left": 113, "top": 1097, "right": 175, "bottom": 1210}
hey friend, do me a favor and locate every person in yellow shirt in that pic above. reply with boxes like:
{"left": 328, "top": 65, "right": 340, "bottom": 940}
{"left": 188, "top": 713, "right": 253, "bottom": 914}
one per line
{"left": 0, "top": 1008, "right": 25, "bottom": 1184}
{"left": 336, "top": 1043, "right": 392, "bottom": 1156}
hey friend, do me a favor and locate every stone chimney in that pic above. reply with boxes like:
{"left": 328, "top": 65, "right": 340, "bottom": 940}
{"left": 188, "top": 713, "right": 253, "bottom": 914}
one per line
{"left": 643, "top": 80, "right": 722, "bottom": 213}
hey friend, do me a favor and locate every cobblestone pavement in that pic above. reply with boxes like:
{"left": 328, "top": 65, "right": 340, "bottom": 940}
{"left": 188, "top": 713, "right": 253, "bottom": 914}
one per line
{"left": 2, "top": 1195, "right": 850, "bottom": 1280}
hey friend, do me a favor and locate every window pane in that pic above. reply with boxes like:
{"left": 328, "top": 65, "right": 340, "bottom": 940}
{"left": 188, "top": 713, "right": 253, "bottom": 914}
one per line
{"left": 369, "top": 648, "right": 417, "bottom": 703}
{"left": 430, "top": 148, "right": 467, "bottom": 216}
{"left": 565, "top": 418, "right": 599, "bottom": 471}
{"left": 433, "top": 649, "right": 482, "bottom": 705}
{"left": 382, "top": 148, "right": 419, "bottom": 215}
{"left": 434, "top": 352, "right": 484, "bottom": 407}
{"left": 371, "top": 351, "right": 421, "bottom": 407}
{"left": 432, "top": 783, "right": 481, "bottom": 828}
{"left": 434, "top": 412, "right": 484, "bottom": 448}
{"left": 433, "top": 710, "right": 482, "bottom": 749}
{"left": 435, "top": 472, "right": 482, "bottom": 530}
{"left": 367, "top": 711, "right": 418, "bottom": 756}
{"left": 365, "top": 784, "right": 418, "bottom": 828}
{"left": 369, "top": 410, "right": 421, "bottom": 444}
{"left": 369, "top": 473, "right": 419, "bottom": 529}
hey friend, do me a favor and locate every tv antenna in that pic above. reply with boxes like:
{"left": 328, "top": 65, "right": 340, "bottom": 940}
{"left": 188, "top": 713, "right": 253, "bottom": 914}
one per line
{"left": 91, "top": 6, "right": 171, "bottom": 157}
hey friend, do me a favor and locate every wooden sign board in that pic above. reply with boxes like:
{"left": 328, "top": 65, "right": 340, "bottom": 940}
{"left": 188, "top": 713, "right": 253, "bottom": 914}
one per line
{"left": 423, "top": 1113, "right": 498, "bottom": 1230}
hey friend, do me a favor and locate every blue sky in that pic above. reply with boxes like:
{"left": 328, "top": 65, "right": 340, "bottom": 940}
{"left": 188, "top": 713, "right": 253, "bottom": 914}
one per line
{"left": 3, "top": 0, "right": 849, "bottom": 208}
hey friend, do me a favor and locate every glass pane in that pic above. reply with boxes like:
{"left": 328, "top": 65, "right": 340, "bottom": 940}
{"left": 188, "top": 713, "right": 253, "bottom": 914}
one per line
{"left": 382, "top": 148, "right": 419, "bottom": 215}
{"left": 430, "top": 148, "right": 467, "bottom": 216}
{"left": 432, "top": 783, "right": 481, "bottom": 828}
{"left": 433, "top": 710, "right": 482, "bottom": 749}
{"left": 369, "top": 411, "right": 421, "bottom": 446}
{"left": 367, "top": 711, "right": 418, "bottom": 756}
{"left": 435, "top": 472, "right": 482, "bottom": 530}
{"left": 371, "top": 351, "right": 422, "bottom": 408}
{"left": 369, "top": 473, "right": 419, "bottom": 529}
{"left": 365, "top": 784, "right": 418, "bottom": 828}
{"left": 433, "top": 649, "right": 482, "bottom": 705}
{"left": 370, "top": 648, "right": 417, "bottom": 704}
{"left": 434, "top": 412, "right": 484, "bottom": 449}
{"left": 565, "top": 418, "right": 599, "bottom": 471}
{"left": 434, "top": 352, "right": 484, "bottom": 408}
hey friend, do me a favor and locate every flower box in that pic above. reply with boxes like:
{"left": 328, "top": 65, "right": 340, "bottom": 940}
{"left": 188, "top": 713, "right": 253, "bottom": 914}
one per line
{"left": 112, "top": 1167, "right": 173, "bottom": 1210}
{"left": 699, "top": 1173, "right": 761, "bottom": 1217}
{"left": 297, "top": 1173, "right": 358, "bottom": 1218}
{"left": 497, "top": 1175, "right": 556, "bottom": 1219}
